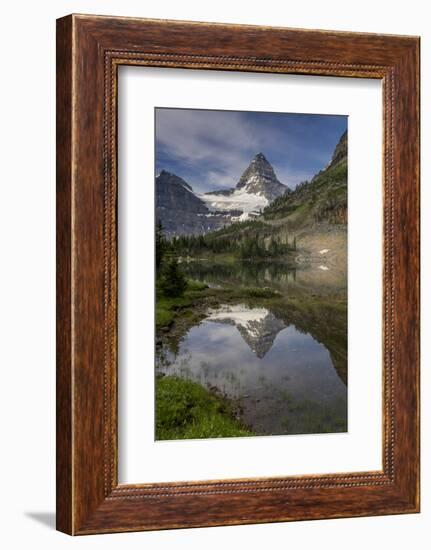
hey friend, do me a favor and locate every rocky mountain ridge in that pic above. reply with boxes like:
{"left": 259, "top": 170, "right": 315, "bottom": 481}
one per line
{"left": 156, "top": 132, "right": 347, "bottom": 238}
{"left": 156, "top": 153, "right": 288, "bottom": 236}
{"left": 155, "top": 170, "right": 235, "bottom": 237}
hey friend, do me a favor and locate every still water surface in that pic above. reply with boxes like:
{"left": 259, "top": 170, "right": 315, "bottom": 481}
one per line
{"left": 156, "top": 261, "right": 347, "bottom": 436}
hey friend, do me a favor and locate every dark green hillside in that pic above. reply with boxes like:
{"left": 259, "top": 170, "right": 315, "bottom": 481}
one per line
{"left": 263, "top": 156, "right": 347, "bottom": 227}
{"left": 169, "top": 218, "right": 296, "bottom": 260}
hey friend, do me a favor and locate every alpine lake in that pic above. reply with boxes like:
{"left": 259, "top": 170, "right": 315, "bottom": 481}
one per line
{"left": 155, "top": 259, "right": 347, "bottom": 439}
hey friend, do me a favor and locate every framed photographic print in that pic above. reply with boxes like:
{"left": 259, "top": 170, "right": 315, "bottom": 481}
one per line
{"left": 56, "top": 14, "right": 420, "bottom": 535}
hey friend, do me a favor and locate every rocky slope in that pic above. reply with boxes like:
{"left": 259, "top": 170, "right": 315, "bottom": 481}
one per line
{"left": 327, "top": 130, "right": 347, "bottom": 169}
{"left": 155, "top": 170, "right": 235, "bottom": 237}
{"left": 261, "top": 130, "right": 348, "bottom": 278}
{"left": 263, "top": 131, "right": 347, "bottom": 227}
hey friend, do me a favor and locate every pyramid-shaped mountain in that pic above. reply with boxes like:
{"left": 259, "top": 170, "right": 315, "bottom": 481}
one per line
{"left": 235, "top": 153, "right": 287, "bottom": 201}
{"left": 156, "top": 154, "right": 289, "bottom": 236}
{"left": 201, "top": 153, "right": 288, "bottom": 221}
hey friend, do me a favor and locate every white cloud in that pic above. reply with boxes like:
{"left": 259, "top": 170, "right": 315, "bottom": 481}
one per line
{"left": 156, "top": 109, "right": 260, "bottom": 187}
{"left": 155, "top": 109, "right": 334, "bottom": 192}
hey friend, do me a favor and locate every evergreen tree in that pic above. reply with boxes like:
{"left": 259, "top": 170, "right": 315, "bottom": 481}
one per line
{"left": 160, "top": 258, "right": 187, "bottom": 297}
{"left": 268, "top": 237, "right": 277, "bottom": 257}
{"left": 155, "top": 221, "right": 166, "bottom": 270}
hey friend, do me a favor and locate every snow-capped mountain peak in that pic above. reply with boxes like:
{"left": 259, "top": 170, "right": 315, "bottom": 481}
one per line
{"left": 200, "top": 153, "right": 288, "bottom": 221}
{"left": 156, "top": 154, "right": 289, "bottom": 235}
{"left": 236, "top": 153, "right": 288, "bottom": 201}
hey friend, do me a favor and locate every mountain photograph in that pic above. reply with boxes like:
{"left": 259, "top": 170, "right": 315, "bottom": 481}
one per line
{"left": 154, "top": 107, "right": 348, "bottom": 441}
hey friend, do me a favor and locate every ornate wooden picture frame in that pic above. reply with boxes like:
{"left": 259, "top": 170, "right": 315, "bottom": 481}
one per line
{"left": 56, "top": 14, "right": 420, "bottom": 535}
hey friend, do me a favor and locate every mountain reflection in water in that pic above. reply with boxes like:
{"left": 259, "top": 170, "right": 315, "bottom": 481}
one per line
{"left": 206, "top": 304, "right": 286, "bottom": 358}
{"left": 156, "top": 299, "right": 347, "bottom": 436}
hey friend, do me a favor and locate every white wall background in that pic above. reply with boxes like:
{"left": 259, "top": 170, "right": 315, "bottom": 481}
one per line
{"left": 0, "top": 1, "right": 427, "bottom": 548}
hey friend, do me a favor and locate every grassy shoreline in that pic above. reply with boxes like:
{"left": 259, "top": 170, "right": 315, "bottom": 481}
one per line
{"left": 156, "top": 279, "right": 281, "bottom": 330}
{"left": 156, "top": 274, "right": 347, "bottom": 385}
{"left": 156, "top": 375, "right": 253, "bottom": 440}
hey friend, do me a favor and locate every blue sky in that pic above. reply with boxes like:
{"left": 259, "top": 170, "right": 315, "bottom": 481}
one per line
{"left": 155, "top": 108, "right": 347, "bottom": 193}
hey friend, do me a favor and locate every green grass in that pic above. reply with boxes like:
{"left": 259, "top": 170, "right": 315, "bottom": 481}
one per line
{"left": 156, "top": 279, "right": 208, "bottom": 328}
{"left": 237, "top": 287, "right": 280, "bottom": 299}
{"left": 156, "top": 294, "right": 192, "bottom": 328}
{"left": 185, "top": 279, "right": 209, "bottom": 291}
{"left": 156, "top": 305, "right": 175, "bottom": 327}
{"left": 156, "top": 375, "right": 253, "bottom": 440}
{"left": 155, "top": 278, "right": 281, "bottom": 329}
{"left": 263, "top": 158, "right": 347, "bottom": 224}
